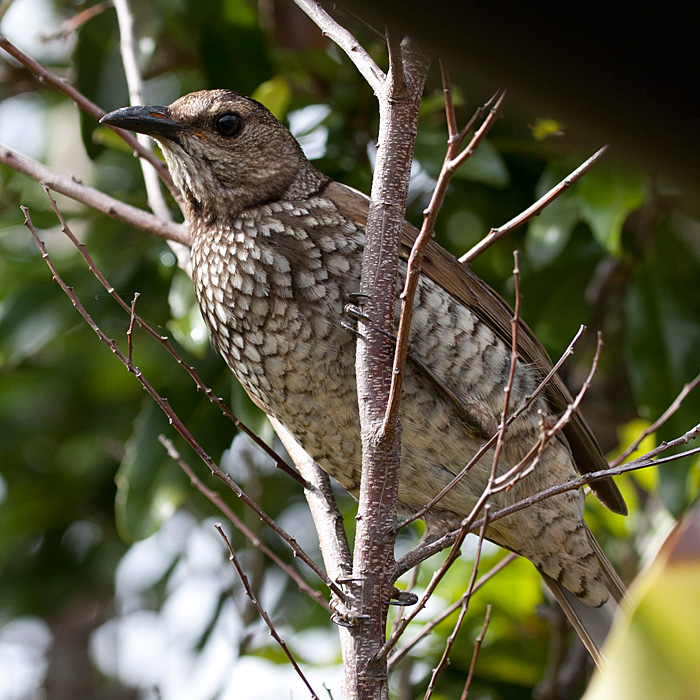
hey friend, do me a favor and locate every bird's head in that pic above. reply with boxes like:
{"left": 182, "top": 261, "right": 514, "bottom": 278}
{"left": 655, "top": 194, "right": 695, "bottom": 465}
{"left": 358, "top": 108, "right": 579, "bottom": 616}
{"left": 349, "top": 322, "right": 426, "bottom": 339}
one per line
{"left": 101, "top": 89, "right": 327, "bottom": 221}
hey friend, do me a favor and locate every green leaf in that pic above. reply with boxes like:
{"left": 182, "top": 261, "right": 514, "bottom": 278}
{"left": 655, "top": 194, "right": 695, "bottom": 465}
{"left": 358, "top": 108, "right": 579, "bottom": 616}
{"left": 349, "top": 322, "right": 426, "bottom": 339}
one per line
{"left": 577, "top": 164, "right": 646, "bottom": 255}
{"left": 252, "top": 76, "right": 292, "bottom": 121}
{"left": 529, "top": 118, "right": 564, "bottom": 141}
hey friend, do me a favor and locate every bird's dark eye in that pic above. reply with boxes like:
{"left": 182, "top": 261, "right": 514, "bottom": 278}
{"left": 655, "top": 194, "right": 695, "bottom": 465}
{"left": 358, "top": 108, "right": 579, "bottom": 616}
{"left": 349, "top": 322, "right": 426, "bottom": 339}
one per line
{"left": 215, "top": 112, "right": 243, "bottom": 138}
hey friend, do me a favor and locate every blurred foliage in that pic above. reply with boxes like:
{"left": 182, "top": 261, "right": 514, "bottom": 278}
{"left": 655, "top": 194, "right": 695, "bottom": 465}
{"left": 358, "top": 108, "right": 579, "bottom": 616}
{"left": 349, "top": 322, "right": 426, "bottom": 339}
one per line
{"left": 1, "top": 0, "right": 699, "bottom": 699}
{"left": 584, "top": 505, "right": 700, "bottom": 700}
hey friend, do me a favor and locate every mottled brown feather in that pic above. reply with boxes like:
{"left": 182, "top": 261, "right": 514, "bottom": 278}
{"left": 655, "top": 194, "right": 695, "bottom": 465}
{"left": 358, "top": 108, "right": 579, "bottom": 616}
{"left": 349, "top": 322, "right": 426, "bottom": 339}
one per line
{"left": 327, "top": 180, "right": 627, "bottom": 515}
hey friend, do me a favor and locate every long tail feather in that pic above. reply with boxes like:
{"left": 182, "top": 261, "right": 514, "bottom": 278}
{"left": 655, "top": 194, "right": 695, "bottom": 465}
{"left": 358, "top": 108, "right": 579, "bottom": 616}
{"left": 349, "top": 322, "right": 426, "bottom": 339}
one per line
{"left": 541, "top": 526, "right": 627, "bottom": 668}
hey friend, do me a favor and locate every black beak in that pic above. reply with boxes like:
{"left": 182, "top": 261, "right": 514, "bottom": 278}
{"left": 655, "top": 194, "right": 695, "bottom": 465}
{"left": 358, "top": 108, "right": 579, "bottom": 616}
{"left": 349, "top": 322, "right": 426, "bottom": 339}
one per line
{"left": 100, "top": 105, "right": 183, "bottom": 141}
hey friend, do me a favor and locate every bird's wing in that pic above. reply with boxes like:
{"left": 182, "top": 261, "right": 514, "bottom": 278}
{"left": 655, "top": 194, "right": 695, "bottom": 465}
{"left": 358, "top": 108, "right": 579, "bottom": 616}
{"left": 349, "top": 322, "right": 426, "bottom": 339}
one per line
{"left": 327, "top": 180, "right": 627, "bottom": 516}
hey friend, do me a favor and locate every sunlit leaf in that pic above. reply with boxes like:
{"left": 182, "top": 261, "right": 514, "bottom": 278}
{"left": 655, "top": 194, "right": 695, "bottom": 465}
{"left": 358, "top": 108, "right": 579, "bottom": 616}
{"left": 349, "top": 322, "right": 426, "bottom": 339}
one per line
{"left": 252, "top": 76, "right": 292, "bottom": 121}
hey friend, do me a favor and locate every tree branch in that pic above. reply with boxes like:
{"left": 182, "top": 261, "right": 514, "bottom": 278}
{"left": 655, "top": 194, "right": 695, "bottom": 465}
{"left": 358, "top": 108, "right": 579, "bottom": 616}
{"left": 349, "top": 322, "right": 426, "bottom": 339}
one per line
{"left": 113, "top": 0, "right": 174, "bottom": 224}
{"left": 396, "top": 423, "right": 700, "bottom": 576}
{"left": 459, "top": 145, "right": 609, "bottom": 265}
{"left": 215, "top": 523, "right": 322, "bottom": 700}
{"left": 291, "top": 0, "right": 385, "bottom": 93}
{"left": 382, "top": 85, "right": 504, "bottom": 437}
{"left": 0, "top": 145, "right": 189, "bottom": 244}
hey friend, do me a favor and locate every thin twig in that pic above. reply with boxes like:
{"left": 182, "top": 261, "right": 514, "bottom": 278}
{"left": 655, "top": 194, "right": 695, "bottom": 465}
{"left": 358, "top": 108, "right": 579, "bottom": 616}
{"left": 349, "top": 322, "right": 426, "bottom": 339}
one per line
{"left": 0, "top": 32, "right": 178, "bottom": 198}
{"left": 291, "top": 0, "right": 385, "bottom": 93}
{"left": 450, "top": 91, "right": 506, "bottom": 172}
{"left": 159, "top": 435, "right": 330, "bottom": 610}
{"left": 44, "top": 0, "right": 113, "bottom": 41}
{"left": 215, "top": 523, "right": 322, "bottom": 700}
{"left": 127, "top": 292, "right": 139, "bottom": 365}
{"left": 459, "top": 605, "right": 491, "bottom": 700}
{"left": 440, "top": 62, "right": 459, "bottom": 142}
{"left": 0, "top": 147, "right": 188, "bottom": 244}
{"left": 459, "top": 145, "right": 609, "bottom": 265}
{"left": 398, "top": 325, "right": 587, "bottom": 532}
{"left": 271, "top": 417, "right": 354, "bottom": 583}
{"left": 398, "top": 424, "right": 700, "bottom": 572}
{"left": 114, "top": 0, "right": 173, "bottom": 223}
{"left": 23, "top": 207, "right": 343, "bottom": 600}
{"left": 40, "top": 186, "right": 302, "bottom": 486}
{"left": 381, "top": 87, "right": 506, "bottom": 438}
{"left": 486, "top": 251, "right": 522, "bottom": 488}
{"left": 388, "top": 553, "right": 516, "bottom": 670}
{"left": 423, "top": 510, "right": 491, "bottom": 699}
{"left": 476, "top": 423, "right": 700, "bottom": 529}
{"left": 611, "top": 370, "right": 700, "bottom": 467}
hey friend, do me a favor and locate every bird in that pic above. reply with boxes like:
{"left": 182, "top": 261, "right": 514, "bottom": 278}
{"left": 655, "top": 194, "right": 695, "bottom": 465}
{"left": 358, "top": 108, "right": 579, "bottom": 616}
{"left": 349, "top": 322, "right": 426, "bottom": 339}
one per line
{"left": 101, "top": 89, "right": 627, "bottom": 665}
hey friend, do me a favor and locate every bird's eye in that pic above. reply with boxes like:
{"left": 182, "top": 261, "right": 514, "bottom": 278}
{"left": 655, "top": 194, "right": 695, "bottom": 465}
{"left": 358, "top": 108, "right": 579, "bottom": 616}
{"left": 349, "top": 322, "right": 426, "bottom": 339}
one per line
{"left": 215, "top": 112, "right": 243, "bottom": 138}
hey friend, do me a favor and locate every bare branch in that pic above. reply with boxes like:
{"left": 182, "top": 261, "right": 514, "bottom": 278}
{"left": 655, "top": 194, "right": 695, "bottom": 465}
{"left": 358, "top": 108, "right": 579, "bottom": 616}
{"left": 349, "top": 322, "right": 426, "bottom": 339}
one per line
{"left": 382, "top": 88, "right": 506, "bottom": 437}
{"left": 126, "top": 292, "right": 139, "bottom": 365}
{"left": 401, "top": 423, "right": 700, "bottom": 571}
{"left": 272, "top": 417, "right": 353, "bottom": 582}
{"left": 423, "top": 511, "right": 491, "bottom": 699}
{"left": 215, "top": 523, "right": 322, "bottom": 700}
{"left": 44, "top": 0, "right": 113, "bottom": 40}
{"left": 388, "top": 553, "right": 516, "bottom": 670}
{"left": 440, "top": 62, "right": 459, "bottom": 142}
{"left": 459, "top": 145, "right": 609, "bottom": 265}
{"left": 611, "top": 370, "right": 700, "bottom": 467}
{"left": 479, "top": 422, "right": 700, "bottom": 529}
{"left": 0, "top": 32, "right": 178, "bottom": 198}
{"left": 159, "top": 435, "right": 330, "bottom": 611}
{"left": 450, "top": 91, "right": 506, "bottom": 172}
{"left": 291, "top": 0, "right": 385, "bottom": 93}
{"left": 0, "top": 146, "right": 188, "bottom": 244}
{"left": 114, "top": 0, "right": 174, "bottom": 223}
{"left": 487, "top": 251, "right": 522, "bottom": 487}
{"left": 459, "top": 605, "right": 491, "bottom": 700}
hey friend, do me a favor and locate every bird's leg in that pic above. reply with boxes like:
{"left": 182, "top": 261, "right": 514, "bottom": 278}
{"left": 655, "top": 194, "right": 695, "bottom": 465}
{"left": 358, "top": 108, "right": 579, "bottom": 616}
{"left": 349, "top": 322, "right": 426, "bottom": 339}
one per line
{"left": 330, "top": 575, "right": 371, "bottom": 627}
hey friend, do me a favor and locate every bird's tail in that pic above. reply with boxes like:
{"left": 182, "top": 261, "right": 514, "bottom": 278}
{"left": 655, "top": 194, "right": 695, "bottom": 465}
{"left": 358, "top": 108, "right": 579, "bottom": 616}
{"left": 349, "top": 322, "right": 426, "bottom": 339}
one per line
{"left": 540, "top": 525, "right": 627, "bottom": 668}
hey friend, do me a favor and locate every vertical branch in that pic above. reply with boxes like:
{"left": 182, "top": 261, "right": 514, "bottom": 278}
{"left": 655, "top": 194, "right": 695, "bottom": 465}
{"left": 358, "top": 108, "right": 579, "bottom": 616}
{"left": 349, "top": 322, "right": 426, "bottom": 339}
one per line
{"left": 114, "top": 0, "right": 174, "bottom": 224}
{"left": 347, "top": 33, "right": 430, "bottom": 700}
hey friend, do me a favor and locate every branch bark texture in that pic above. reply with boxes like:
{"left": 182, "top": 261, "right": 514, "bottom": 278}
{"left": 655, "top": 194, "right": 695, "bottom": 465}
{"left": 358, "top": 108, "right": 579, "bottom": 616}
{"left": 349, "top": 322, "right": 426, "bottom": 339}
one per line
{"left": 345, "top": 35, "right": 430, "bottom": 700}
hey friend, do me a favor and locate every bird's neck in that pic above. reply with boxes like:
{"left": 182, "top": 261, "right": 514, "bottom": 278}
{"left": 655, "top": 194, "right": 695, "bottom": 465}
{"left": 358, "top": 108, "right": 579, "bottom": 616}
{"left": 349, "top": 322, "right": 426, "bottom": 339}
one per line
{"left": 178, "top": 159, "right": 330, "bottom": 227}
